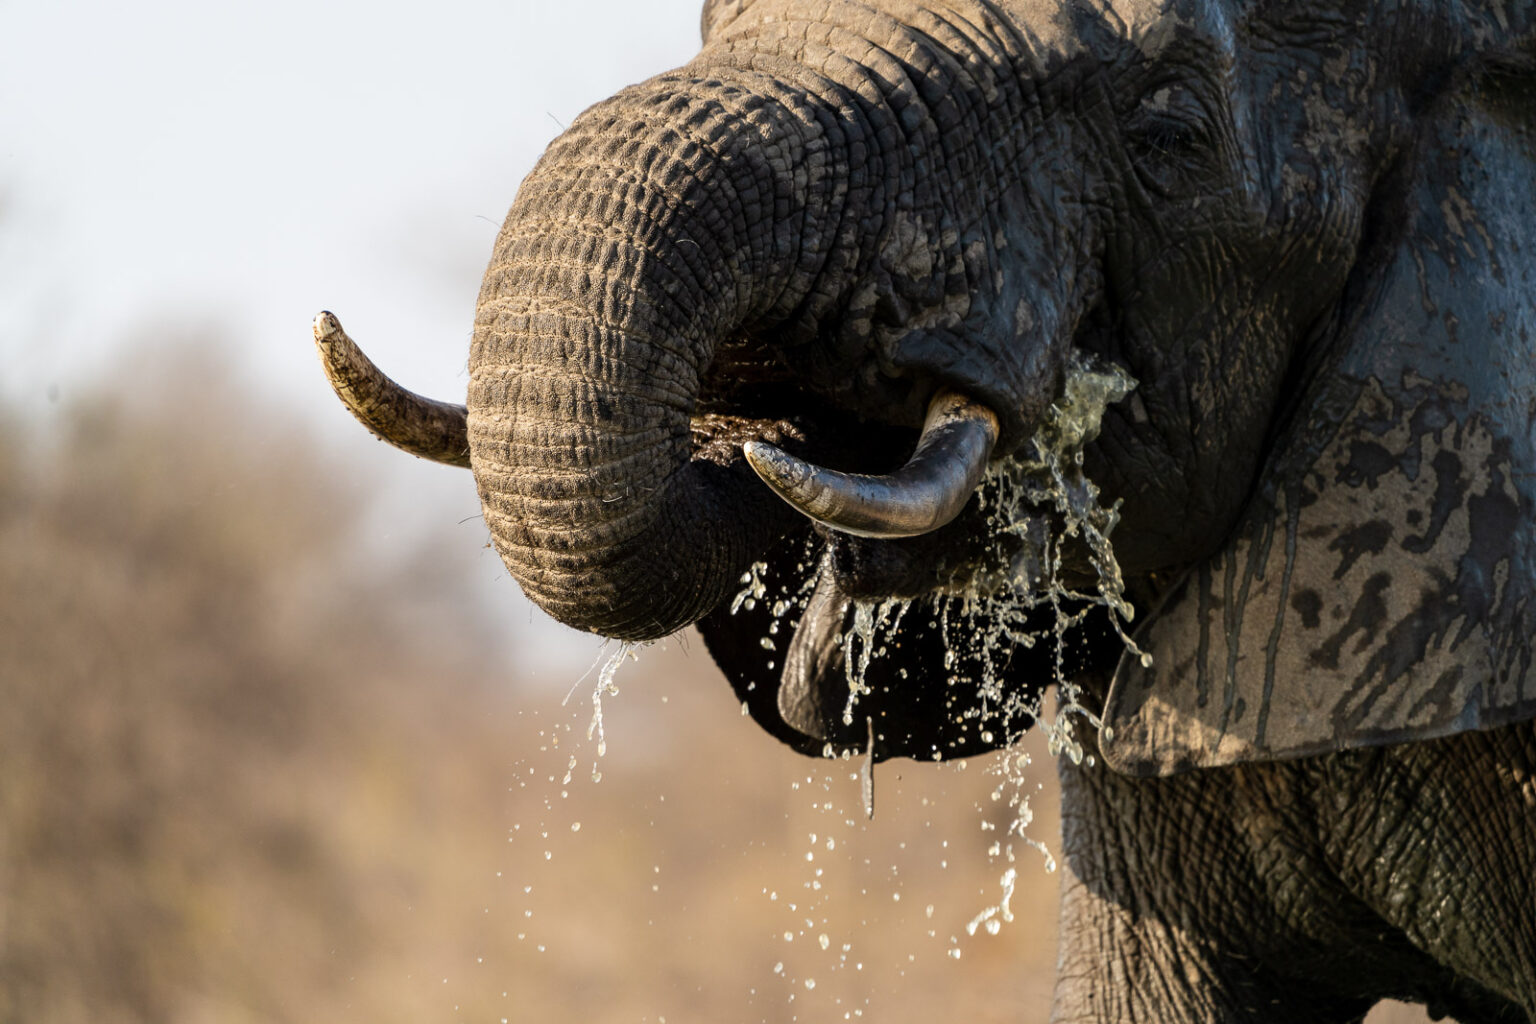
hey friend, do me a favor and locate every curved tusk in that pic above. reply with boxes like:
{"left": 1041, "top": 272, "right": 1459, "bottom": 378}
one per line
{"left": 312, "top": 311, "right": 471, "bottom": 468}
{"left": 744, "top": 389, "right": 999, "bottom": 538}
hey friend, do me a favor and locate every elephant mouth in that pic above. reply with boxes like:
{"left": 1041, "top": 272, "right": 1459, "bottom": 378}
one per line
{"left": 693, "top": 498, "right": 1116, "bottom": 764}
{"left": 692, "top": 352, "right": 1137, "bottom": 763}
{"left": 685, "top": 381, "right": 1008, "bottom": 604}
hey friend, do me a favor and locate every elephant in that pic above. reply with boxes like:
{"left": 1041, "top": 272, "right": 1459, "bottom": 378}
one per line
{"left": 313, "top": 0, "right": 1536, "bottom": 1020}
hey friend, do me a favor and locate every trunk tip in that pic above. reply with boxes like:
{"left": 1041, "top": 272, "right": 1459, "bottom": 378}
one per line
{"left": 313, "top": 309, "right": 342, "bottom": 340}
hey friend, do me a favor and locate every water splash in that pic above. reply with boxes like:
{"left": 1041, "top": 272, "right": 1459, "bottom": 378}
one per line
{"left": 565, "top": 641, "right": 640, "bottom": 783}
{"left": 732, "top": 351, "right": 1142, "bottom": 948}
{"left": 731, "top": 351, "right": 1142, "bottom": 763}
{"left": 834, "top": 350, "right": 1146, "bottom": 755}
{"left": 731, "top": 562, "right": 770, "bottom": 615}
{"left": 840, "top": 598, "right": 909, "bottom": 727}
{"left": 964, "top": 867, "right": 1016, "bottom": 937}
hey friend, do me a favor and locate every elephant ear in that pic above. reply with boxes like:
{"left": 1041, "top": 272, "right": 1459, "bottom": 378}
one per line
{"left": 1101, "top": 31, "right": 1536, "bottom": 775}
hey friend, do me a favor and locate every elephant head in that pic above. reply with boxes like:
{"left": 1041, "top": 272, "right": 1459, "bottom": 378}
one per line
{"left": 316, "top": 0, "right": 1536, "bottom": 774}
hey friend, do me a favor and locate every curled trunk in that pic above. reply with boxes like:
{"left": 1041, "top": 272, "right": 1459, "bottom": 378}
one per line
{"left": 458, "top": 7, "right": 1087, "bottom": 642}
{"left": 468, "top": 74, "right": 846, "bottom": 640}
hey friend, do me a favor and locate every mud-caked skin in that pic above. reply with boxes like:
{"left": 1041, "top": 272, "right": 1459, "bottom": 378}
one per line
{"left": 1058, "top": 715, "right": 1536, "bottom": 1022}
{"left": 319, "top": 0, "right": 1536, "bottom": 1019}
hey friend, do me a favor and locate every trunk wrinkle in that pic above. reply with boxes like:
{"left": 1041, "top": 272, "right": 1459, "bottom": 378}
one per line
{"left": 470, "top": 74, "right": 847, "bottom": 639}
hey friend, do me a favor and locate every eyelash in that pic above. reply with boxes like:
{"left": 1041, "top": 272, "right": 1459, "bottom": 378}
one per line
{"left": 1126, "top": 92, "right": 1216, "bottom": 191}
{"left": 1138, "top": 116, "right": 1201, "bottom": 155}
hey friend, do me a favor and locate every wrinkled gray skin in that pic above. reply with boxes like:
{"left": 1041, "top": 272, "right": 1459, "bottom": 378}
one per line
{"left": 323, "top": 0, "right": 1536, "bottom": 1020}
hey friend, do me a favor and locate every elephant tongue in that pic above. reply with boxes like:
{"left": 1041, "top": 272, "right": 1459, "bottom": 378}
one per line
{"left": 777, "top": 568, "right": 851, "bottom": 742}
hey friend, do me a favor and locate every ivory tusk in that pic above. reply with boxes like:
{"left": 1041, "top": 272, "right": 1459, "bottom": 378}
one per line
{"left": 312, "top": 311, "right": 472, "bottom": 468}
{"left": 744, "top": 389, "right": 999, "bottom": 538}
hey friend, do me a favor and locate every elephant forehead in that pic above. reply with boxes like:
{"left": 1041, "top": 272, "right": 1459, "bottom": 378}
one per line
{"left": 1002, "top": 0, "right": 1234, "bottom": 62}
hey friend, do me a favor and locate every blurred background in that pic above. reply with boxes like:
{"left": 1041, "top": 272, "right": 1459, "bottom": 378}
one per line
{"left": 0, "top": 2, "right": 1425, "bottom": 1021}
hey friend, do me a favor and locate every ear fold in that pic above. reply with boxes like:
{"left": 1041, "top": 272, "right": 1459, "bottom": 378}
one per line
{"left": 1101, "top": 34, "right": 1536, "bottom": 775}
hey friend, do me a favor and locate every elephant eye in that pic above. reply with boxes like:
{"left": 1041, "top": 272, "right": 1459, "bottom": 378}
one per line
{"left": 1139, "top": 115, "right": 1199, "bottom": 155}
{"left": 1126, "top": 85, "right": 1216, "bottom": 192}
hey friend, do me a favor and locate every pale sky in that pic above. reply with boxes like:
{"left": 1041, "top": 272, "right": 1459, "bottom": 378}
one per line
{"left": 1, "top": 0, "right": 706, "bottom": 676}
{"left": 2, "top": 0, "right": 702, "bottom": 411}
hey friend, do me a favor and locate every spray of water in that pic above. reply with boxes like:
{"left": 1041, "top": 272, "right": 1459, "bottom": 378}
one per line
{"left": 729, "top": 350, "right": 1143, "bottom": 939}
{"left": 738, "top": 350, "right": 1143, "bottom": 759}
{"left": 566, "top": 352, "right": 1141, "bottom": 986}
